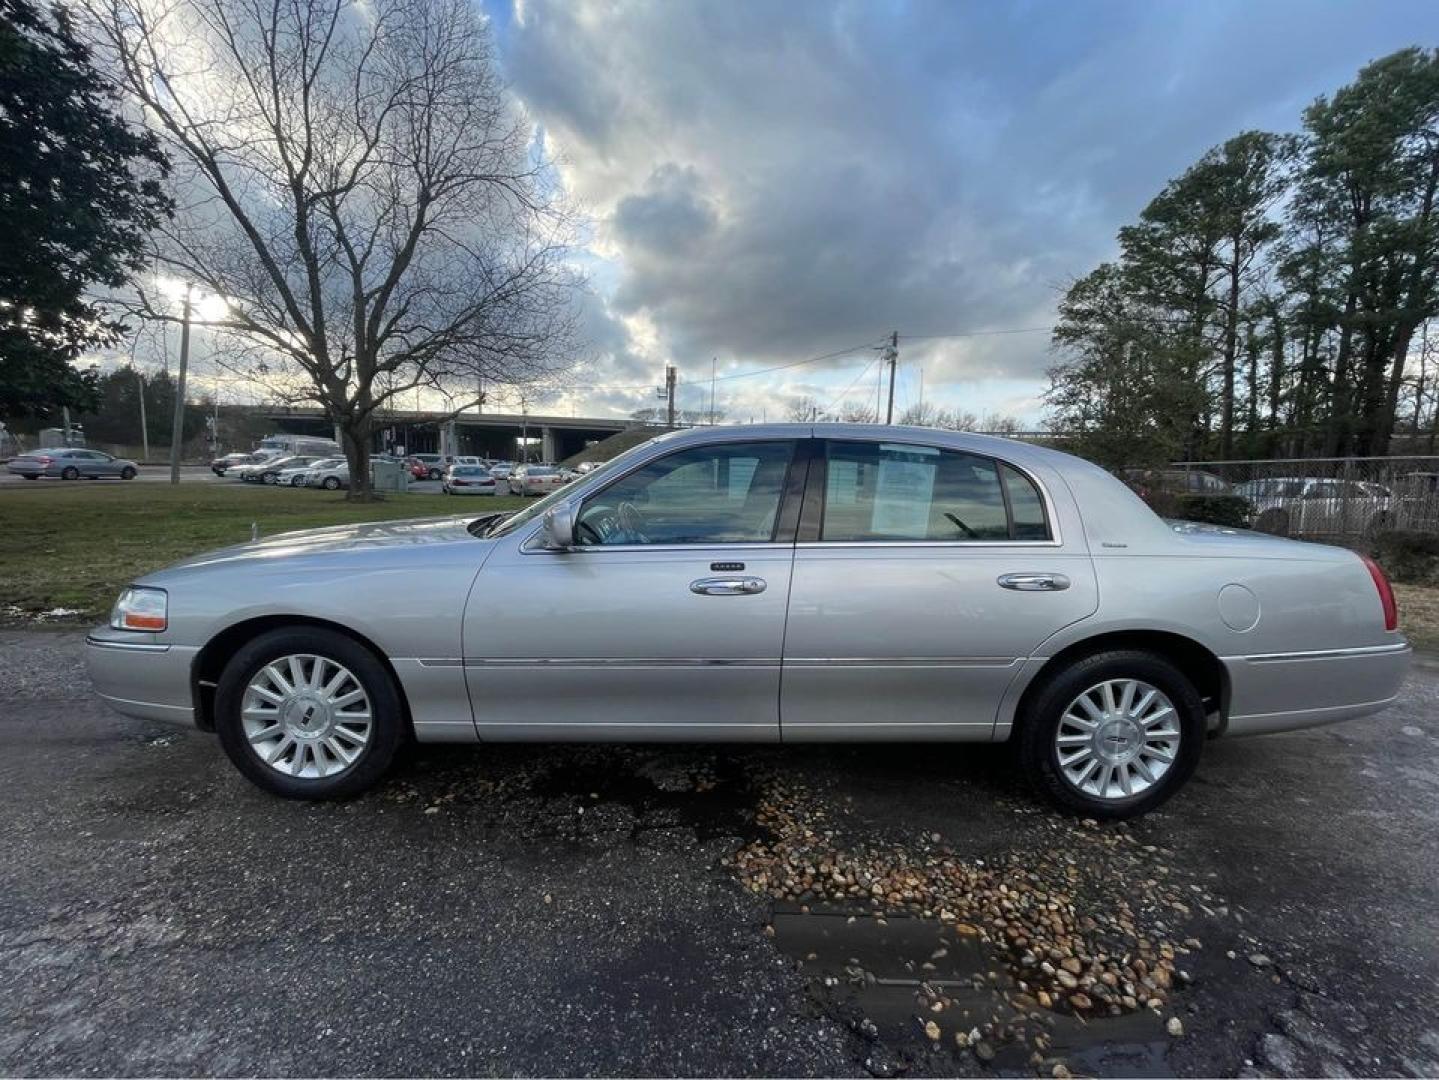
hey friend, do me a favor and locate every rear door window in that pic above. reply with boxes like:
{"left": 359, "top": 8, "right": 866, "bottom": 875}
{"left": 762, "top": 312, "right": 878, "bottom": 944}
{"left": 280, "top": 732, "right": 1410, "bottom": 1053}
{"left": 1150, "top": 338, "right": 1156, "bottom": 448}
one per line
{"left": 819, "top": 441, "right": 1050, "bottom": 542}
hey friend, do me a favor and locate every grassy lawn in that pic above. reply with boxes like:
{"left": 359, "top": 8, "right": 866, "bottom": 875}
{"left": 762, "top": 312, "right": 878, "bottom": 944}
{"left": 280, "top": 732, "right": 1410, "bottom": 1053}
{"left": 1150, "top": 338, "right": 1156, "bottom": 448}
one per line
{"left": 0, "top": 483, "right": 529, "bottom": 622}
{"left": 1394, "top": 583, "right": 1439, "bottom": 653}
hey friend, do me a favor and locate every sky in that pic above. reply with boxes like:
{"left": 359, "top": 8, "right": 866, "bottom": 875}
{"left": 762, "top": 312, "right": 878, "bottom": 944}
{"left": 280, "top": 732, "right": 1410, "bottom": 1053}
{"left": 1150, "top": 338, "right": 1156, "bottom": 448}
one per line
{"left": 467, "top": 0, "right": 1439, "bottom": 427}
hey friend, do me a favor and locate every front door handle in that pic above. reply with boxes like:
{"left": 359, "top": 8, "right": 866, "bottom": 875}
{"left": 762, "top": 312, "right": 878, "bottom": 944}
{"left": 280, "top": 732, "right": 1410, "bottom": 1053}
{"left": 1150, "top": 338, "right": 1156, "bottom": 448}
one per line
{"left": 690, "top": 576, "right": 767, "bottom": 596}
{"left": 998, "top": 572, "right": 1070, "bottom": 592}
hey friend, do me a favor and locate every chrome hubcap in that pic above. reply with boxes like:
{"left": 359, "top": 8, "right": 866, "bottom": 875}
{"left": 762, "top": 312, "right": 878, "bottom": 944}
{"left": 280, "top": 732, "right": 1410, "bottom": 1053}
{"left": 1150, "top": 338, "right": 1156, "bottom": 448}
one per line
{"left": 1056, "top": 678, "right": 1180, "bottom": 800}
{"left": 241, "top": 654, "right": 372, "bottom": 779}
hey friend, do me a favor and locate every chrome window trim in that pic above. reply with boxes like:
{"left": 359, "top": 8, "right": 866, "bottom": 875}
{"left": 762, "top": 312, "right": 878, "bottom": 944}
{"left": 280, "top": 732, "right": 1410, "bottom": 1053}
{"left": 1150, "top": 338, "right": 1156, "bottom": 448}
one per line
{"left": 810, "top": 437, "right": 1063, "bottom": 547}
{"left": 795, "top": 538, "right": 1062, "bottom": 550}
{"left": 521, "top": 537, "right": 795, "bottom": 555}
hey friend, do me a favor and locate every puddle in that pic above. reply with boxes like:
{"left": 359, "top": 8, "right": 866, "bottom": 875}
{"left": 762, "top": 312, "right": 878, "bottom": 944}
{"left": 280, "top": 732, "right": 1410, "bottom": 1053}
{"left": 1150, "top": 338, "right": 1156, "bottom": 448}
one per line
{"left": 774, "top": 903, "right": 1173, "bottom": 1076}
{"left": 523, "top": 748, "right": 764, "bottom": 842}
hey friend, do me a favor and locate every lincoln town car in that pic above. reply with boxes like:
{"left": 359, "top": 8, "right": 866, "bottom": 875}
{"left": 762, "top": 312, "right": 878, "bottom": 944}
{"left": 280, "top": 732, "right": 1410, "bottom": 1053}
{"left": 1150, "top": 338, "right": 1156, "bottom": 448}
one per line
{"left": 86, "top": 424, "right": 1410, "bottom": 817}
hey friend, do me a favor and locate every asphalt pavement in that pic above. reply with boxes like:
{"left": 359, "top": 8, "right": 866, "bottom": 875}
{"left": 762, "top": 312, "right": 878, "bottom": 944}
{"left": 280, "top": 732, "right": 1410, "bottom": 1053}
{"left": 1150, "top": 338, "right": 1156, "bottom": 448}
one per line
{"left": 1, "top": 631, "right": 1437, "bottom": 1077}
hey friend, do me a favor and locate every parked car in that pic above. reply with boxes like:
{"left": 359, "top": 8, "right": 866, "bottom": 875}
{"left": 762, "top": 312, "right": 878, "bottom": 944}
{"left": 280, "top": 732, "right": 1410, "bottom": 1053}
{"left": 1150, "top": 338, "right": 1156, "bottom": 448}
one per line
{"left": 408, "top": 454, "right": 446, "bottom": 481}
{"left": 1387, "top": 472, "right": 1439, "bottom": 532}
{"left": 488, "top": 461, "right": 517, "bottom": 481}
{"left": 7, "top": 447, "right": 138, "bottom": 481}
{"left": 1233, "top": 476, "right": 1391, "bottom": 537}
{"left": 277, "top": 457, "right": 340, "bottom": 487}
{"left": 305, "top": 460, "right": 350, "bottom": 490}
{"left": 85, "top": 424, "right": 1409, "bottom": 817}
{"left": 1122, "top": 468, "right": 1253, "bottom": 528}
{"left": 508, "top": 464, "right": 567, "bottom": 496}
{"left": 442, "top": 464, "right": 498, "bottom": 496}
{"left": 236, "top": 455, "right": 318, "bottom": 484}
{"left": 211, "top": 452, "right": 259, "bottom": 476}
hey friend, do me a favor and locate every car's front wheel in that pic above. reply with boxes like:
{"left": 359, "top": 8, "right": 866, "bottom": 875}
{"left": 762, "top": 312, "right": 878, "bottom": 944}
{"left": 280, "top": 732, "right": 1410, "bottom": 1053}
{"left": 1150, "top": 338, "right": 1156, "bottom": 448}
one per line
{"left": 1018, "top": 649, "right": 1205, "bottom": 819}
{"left": 120, "top": 466, "right": 137, "bottom": 480}
{"left": 322, "top": 476, "right": 340, "bottom": 490}
{"left": 214, "top": 627, "right": 405, "bottom": 799}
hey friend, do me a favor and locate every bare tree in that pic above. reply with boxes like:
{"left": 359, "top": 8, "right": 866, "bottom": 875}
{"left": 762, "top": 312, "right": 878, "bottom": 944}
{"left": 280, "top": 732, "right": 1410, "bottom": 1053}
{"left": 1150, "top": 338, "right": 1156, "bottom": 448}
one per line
{"left": 837, "top": 402, "right": 876, "bottom": 423}
{"left": 84, "top": 0, "right": 579, "bottom": 496}
{"left": 786, "top": 395, "right": 821, "bottom": 422}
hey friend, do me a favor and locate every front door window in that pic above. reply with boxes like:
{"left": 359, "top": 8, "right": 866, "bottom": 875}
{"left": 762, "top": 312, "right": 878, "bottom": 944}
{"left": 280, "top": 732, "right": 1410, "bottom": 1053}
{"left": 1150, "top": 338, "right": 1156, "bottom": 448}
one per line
{"left": 575, "top": 441, "right": 796, "bottom": 545}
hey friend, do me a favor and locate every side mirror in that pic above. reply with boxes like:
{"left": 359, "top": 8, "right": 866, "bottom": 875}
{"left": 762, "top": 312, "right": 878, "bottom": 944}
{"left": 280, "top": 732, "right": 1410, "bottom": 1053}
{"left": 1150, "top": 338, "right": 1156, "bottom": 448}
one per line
{"left": 542, "top": 501, "right": 576, "bottom": 550}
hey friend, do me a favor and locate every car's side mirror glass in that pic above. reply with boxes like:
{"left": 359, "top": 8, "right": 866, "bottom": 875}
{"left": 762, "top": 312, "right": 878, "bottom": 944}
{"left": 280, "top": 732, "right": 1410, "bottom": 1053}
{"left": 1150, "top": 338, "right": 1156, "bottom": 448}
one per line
{"left": 542, "top": 501, "right": 576, "bottom": 550}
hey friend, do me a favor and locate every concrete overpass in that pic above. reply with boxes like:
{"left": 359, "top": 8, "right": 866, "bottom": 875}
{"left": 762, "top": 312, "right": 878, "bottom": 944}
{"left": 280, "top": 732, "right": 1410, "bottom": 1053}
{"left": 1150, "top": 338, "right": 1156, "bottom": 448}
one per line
{"left": 255, "top": 406, "right": 632, "bottom": 462}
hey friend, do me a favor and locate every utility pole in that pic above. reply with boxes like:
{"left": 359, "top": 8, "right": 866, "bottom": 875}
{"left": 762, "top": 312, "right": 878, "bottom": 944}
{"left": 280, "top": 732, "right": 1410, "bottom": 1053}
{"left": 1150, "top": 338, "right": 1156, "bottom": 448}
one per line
{"left": 884, "top": 331, "right": 899, "bottom": 425}
{"left": 709, "top": 357, "right": 717, "bottom": 425}
{"left": 665, "top": 364, "right": 677, "bottom": 427}
{"left": 168, "top": 282, "right": 193, "bottom": 485}
{"left": 137, "top": 370, "right": 149, "bottom": 461}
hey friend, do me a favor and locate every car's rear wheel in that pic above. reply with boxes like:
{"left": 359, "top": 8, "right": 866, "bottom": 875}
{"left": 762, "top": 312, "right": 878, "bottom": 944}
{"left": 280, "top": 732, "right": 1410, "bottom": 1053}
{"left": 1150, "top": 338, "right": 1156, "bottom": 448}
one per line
{"left": 323, "top": 476, "right": 340, "bottom": 490}
{"left": 214, "top": 627, "right": 404, "bottom": 799}
{"left": 427, "top": 468, "right": 441, "bottom": 480}
{"left": 263, "top": 471, "right": 278, "bottom": 484}
{"left": 1018, "top": 649, "right": 1205, "bottom": 819}
{"left": 290, "top": 475, "right": 304, "bottom": 487}
{"left": 61, "top": 466, "right": 80, "bottom": 480}
{"left": 120, "top": 466, "right": 137, "bottom": 480}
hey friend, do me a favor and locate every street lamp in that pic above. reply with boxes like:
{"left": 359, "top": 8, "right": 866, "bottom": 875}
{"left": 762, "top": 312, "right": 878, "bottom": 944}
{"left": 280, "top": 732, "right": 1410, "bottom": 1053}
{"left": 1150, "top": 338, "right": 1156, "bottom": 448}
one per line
{"left": 153, "top": 277, "right": 228, "bottom": 484}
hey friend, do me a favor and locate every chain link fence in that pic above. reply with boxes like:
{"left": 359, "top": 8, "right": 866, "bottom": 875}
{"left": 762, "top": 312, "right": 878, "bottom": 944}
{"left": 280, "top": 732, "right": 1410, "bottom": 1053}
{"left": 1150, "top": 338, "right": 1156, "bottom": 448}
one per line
{"left": 1155, "top": 456, "right": 1439, "bottom": 539}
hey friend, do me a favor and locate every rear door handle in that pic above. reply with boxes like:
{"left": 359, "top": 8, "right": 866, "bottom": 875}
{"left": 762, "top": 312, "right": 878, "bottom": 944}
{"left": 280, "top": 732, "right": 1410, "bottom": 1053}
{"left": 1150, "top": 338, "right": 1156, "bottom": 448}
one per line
{"left": 690, "top": 576, "right": 767, "bottom": 596}
{"left": 998, "top": 572, "right": 1070, "bottom": 592}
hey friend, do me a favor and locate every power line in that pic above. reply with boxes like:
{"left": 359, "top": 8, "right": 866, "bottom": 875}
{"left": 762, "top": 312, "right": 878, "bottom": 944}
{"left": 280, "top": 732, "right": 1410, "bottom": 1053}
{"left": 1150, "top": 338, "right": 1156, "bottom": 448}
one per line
{"left": 820, "top": 357, "right": 878, "bottom": 416}
{"left": 705, "top": 339, "right": 888, "bottom": 383}
{"left": 899, "top": 326, "right": 1052, "bottom": 341}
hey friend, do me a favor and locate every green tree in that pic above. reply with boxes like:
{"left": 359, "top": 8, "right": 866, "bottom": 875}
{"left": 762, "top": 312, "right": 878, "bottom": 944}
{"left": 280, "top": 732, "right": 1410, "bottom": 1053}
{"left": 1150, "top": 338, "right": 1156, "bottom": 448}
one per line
{"left": 0, "top": 0, "right": 169, "bottom": 422}
{"left": 1045, "top": 264, "right": 1206, "bottom": 468}
{"left": 1296, "top": 47, "right": 1439, "bottom": 455}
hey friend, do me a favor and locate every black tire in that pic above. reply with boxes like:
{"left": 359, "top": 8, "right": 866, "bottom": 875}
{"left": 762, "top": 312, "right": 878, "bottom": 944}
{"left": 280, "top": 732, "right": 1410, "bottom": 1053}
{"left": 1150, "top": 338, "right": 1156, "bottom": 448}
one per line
{"left": 427, "top": 468, "right": 441, "bottom": 480}
{"left": 214, "top": 627, "right": 405, "bottom": 799}
{"left": 290, "top": 475, "right": 304, "bottom": 487}
{"left": 262, "top": 471, "right": 278, "bottom": 484}
{"left": 1017, "top": 649, "right": 1206, "bottom": 819}
{"left": 61, "top": 466, "right": 80, "bottom": 480}
{"left": 23, "top": 474, "right": 38, "bottom": 480}
{"left": 322, "top": 476, "right": 340, "bottom": 490}
{"left": 120, "top": 466, "right": 137, "bottom": 480}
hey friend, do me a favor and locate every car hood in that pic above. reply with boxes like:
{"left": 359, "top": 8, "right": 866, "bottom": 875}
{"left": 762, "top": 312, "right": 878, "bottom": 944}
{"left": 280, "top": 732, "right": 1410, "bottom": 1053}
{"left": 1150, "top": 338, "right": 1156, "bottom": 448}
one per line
{"left": 143, "top": 515, "right": 495, "bottom": 580}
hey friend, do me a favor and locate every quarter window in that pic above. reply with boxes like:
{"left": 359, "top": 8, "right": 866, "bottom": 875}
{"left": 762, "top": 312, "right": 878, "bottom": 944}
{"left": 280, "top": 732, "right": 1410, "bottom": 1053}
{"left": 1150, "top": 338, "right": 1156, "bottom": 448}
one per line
{"left": 576, "top": 441, "right": 796, "bottom": 545}
{"left": 820, "top": 441, "right": 1050, "bottom": 542}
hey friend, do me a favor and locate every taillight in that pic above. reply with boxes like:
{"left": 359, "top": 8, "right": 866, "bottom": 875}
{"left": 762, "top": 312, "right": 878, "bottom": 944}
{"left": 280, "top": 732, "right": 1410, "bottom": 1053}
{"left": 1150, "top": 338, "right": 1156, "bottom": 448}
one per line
{"left": 1359, "top": 554, "right": 1399, "bottom": 632}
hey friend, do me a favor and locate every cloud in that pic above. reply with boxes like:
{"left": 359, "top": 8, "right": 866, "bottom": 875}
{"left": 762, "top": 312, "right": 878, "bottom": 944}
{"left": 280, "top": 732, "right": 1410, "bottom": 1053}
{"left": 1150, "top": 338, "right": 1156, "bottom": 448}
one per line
{"left": 499, "top": 0, "right": 1439, "bottom": 423}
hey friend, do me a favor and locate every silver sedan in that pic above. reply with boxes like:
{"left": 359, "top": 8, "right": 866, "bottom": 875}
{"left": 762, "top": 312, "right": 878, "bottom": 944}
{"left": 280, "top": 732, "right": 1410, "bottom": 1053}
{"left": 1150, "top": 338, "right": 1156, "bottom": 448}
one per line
{"left": 85, "top": 424, "right": 1410, "bottom": 817}
{"left": 7, "top": 447, "right": 139, "bottom": 481}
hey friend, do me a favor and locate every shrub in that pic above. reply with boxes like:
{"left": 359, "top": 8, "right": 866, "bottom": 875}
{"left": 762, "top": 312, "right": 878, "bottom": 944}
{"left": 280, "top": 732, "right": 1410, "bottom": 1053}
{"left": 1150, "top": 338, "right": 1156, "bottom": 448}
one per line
{"left": 1371, "top": 530, "right": 1439, "bottom": 586}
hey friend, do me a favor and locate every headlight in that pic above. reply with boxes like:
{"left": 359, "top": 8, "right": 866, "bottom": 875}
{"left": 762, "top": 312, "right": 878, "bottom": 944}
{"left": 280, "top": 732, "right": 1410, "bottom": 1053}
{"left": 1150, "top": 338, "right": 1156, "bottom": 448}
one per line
{"left": 111, "top": 587, "right": 168, "bottom": 632}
